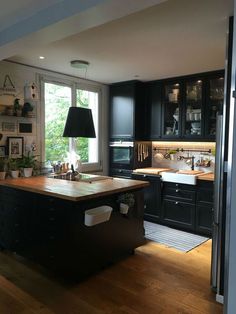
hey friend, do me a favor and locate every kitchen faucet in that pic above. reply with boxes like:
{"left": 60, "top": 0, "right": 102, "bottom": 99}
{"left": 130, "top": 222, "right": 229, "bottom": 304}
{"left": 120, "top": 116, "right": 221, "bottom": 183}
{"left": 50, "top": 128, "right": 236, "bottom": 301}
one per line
{"left": 178, "top": 156, "right": 195, "bottom": 170}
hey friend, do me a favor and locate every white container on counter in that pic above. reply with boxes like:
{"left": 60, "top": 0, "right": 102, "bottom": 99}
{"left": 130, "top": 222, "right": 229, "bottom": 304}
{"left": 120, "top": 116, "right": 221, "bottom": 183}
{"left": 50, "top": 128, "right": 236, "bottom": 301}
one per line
{"left": 84, "top": 206, "right": 113, "bottom": 227}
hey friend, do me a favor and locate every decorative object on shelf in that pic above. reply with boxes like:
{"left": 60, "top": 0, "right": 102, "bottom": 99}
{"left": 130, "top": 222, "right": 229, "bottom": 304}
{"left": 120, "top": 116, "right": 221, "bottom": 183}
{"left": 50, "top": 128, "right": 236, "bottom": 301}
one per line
{"left": 7, "top": 136, "right": 24, "bottom": 159}
{"left": 13, "top": 98, "right": 21, "bottom": 116}
{"left": 0, "top": 146, "right": 6, "bottom": 157}
{"left": 117, "top": 193, "right": 135, "bottom": 214}
{"left": 22, "top": 102, "right": 33, "bottom": 117}
{"left": 2, "top": 122, "right": 16, "bottom": 134}
{"left": 0, "top": 157, "right": 7, "bottom": 180}
{"left": 195, "top": 158, "right": 212, "bottom": 168}
{"left": 24, "top": 82, "right": 39, "bottom": 100}
{"left": 8, "top": 158, "right": 20, "bottom": 178}
{"left": 167, "top": 150, "right": 178, "bottom": 161}
{"left": 0, "top": 75, "right": 16, "bottom": 97}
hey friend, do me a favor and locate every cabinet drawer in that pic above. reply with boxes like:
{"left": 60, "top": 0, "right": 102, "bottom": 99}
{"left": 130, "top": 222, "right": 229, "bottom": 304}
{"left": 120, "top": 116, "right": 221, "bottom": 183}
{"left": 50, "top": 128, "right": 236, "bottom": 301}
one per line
{"left": 163, "top": 187, "right": 196, "bottom": 203}
{"left": 162, "top": 199, "right": 195, "bottom": 231}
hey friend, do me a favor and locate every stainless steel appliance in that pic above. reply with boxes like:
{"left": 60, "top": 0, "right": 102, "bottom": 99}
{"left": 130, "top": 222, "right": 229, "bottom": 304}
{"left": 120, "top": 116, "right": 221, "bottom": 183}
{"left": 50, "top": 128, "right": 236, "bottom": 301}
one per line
{"left": 109, "top": 141, "right": 152, "bottom": 178}
{"left": 211, "top": 17, "right": 233, "bottom": 304}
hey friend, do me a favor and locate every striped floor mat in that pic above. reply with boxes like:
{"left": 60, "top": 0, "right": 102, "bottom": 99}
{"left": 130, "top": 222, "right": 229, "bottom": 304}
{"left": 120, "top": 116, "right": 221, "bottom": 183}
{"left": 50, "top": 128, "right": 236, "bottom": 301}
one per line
{"left": 144, "top": 221, "right": 209, "bottom": 253}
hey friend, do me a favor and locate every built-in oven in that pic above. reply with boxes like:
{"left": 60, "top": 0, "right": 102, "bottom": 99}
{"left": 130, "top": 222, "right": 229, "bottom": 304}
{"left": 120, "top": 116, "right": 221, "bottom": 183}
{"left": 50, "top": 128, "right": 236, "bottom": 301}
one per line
{"left": 109, "top": 141, "right": 152, "bottom": 178}
{"left": 109, "top": 141, "right": 134, "bottom": 170}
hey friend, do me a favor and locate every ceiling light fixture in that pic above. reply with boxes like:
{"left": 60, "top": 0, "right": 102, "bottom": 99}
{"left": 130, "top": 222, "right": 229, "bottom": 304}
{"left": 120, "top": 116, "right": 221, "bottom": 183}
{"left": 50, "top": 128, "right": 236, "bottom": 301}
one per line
{"left": 39, "top": 56, "right": 45, "bottom": 59}
{"left": 70, "top": 60, "right": 90, "bottom": 69}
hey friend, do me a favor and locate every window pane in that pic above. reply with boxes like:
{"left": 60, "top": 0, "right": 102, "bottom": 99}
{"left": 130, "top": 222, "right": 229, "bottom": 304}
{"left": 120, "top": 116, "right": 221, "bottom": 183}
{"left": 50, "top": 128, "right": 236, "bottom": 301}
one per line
{"left": 75, "top": 89, "right": 99, "bottom": 163}
{"left": 45, "top": 83, "right": 71, "bottom": 162}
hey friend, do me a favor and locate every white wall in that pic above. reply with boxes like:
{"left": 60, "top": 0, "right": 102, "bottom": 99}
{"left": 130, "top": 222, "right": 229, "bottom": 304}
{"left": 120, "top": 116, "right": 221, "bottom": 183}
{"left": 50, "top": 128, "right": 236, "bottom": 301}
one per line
{"left": 0, "top": 60, "right": 109, "bottom": 174}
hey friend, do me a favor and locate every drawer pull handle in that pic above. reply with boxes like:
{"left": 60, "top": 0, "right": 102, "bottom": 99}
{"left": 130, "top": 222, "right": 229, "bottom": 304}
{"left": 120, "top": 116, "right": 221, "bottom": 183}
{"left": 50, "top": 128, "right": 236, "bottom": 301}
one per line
{"left": 175, "top": 202, "right": 179, "bottom": 205}
{"left": 143, "top": 175, "right": 146, "bottom": 178}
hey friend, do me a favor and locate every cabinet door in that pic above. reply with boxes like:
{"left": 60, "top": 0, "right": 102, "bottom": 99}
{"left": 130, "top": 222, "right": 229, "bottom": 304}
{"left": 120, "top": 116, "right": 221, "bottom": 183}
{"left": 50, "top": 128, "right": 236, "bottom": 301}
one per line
{"left": 196, "top": 205, "right": 213, "bottom": 236}
{"left": 162, "top": 81, "right": 181, "bottom": 138}
{"left": 148, "top": 82, "right": 162, "bottom": 140}
{"left": 183, "top": 79, "right": 204, "bottom": 139}
{"left": 162, "top": 199, "right": 195, "bottom": 231}
{"left": 205, "top": 76, "right": 224, "bottom": 138}
{"left": 110, "top": 83, "right": 134, "bottom": 139}
{"left": 131, "top": 174, "right": 162, "bottom": 222}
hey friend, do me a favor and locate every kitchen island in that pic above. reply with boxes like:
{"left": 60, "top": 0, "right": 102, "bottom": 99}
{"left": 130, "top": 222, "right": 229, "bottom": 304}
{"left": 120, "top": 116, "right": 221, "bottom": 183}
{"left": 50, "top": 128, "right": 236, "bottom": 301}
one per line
{"left": 0, "top": 176, "right": 148, "bottom": 279}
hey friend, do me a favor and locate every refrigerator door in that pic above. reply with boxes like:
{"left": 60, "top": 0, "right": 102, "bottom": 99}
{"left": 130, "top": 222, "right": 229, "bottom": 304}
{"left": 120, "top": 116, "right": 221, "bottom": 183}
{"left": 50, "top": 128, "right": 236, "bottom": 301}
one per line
{"left": 211, "top": 114, "right": 223, "bottom": 290}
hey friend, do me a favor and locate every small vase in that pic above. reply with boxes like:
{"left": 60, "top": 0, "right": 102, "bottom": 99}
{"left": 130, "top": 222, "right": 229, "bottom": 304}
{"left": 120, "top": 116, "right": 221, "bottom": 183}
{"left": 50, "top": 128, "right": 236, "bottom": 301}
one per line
{"left": 23, "top": 168, "right": 33, "bottom": 177}
{"left": 120, "top": 203, "right": 129, "bottom": 214}
{"left": 11, "top": 170, "right": 19, "bottom": 178}
{"left": 0, "top": 171, "right": 6, "bottom": 180}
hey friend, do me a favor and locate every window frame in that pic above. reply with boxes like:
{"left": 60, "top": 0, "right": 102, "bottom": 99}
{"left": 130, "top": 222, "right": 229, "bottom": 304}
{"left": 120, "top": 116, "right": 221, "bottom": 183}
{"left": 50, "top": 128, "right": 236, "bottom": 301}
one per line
{"left": 40, "top": 75, "right": 102, "bottom": 172}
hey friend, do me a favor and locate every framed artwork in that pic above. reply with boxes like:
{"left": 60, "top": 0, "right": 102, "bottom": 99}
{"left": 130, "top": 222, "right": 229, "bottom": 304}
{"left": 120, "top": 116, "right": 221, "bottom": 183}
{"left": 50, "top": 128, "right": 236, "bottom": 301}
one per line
{"left": 0, "top": 146, "right": 6, "bottom": 157}
{"left": 1, "top": 121, "right": 16, "bottom": 134}
{"left": 18, "top": 122, "right": 34, "bottom": 135}
{"left": 7, "top": 137, "right": 24, "bottom": 159}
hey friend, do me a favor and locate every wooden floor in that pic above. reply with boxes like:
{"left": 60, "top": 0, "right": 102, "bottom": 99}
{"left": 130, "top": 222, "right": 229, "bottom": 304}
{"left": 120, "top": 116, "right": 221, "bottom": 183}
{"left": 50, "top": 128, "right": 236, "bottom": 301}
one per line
{"left": 0, "top": 240, "right": 223, "bottom": 314}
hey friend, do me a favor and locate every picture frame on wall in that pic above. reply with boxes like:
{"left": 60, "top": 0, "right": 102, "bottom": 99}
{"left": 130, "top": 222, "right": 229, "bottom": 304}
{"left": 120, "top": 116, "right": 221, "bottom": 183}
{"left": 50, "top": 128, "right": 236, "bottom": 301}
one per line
{"left": 0, "top": 146, "right": 6, "bottom": 157}
{"left": 18, "top": 122, "right": 33, "bottom": 135}
{"left": 7, "top": 137, "right": 24, "bottom": 159}
{"left": 1, "top": 121, "right": 16, "bottom": 134}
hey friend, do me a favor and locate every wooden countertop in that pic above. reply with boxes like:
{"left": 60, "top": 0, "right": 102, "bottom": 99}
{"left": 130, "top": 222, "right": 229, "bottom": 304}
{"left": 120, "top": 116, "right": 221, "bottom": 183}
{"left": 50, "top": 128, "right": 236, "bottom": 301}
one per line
{"left": 0, "top": 176, "right": 149, "bottom": 202}
{"left": 197, "top": 172, "right": 214, "bottom": 181}
{"left": 133, "top": 168, "right": 214, "bottom": 182}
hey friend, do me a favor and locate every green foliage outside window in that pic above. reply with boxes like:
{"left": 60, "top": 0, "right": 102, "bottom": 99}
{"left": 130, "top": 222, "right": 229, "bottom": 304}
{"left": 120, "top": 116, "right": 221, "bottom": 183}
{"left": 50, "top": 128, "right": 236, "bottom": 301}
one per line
{"left": 45, "top": 84, "right": 90, "bottom": 163}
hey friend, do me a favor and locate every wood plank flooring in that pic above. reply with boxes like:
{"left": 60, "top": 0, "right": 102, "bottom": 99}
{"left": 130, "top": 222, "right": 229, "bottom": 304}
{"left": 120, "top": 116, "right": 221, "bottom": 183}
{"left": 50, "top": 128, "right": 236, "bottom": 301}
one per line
{"left": 0, "top": 240, "right": 223, "bottom": 314}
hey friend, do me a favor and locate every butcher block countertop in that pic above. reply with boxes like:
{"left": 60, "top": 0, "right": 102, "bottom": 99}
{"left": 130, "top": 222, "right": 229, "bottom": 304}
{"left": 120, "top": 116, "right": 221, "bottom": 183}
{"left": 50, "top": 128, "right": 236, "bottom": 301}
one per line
{"left": 197, "top": 172, "right": 214, "bottom": 181}
{"left": 0, "top": 176, "right": 149, "bottom": 202}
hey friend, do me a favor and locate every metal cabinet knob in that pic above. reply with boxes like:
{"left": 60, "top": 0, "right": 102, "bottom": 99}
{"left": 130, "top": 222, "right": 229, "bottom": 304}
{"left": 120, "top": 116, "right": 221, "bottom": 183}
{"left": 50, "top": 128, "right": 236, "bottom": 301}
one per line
{"left": 144, "top": 205, "right": 147, "bottom": 209}
{"left": 175, "top": 201, "right": 179, "bottom": 205}
{"left": 175, "top": 184, "right": 179, "bottom": 187}
{"left": 143, "top": 175, "right": 146, "bottom": 178}
{"left": 176, "top": 189, "right": 179, "bottom": 193}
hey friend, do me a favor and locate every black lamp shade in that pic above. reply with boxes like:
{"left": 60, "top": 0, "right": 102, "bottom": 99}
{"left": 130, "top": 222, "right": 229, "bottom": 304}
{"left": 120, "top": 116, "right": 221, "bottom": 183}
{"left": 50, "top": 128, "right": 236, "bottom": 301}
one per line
{"left": 63, "top": 107, "right": 96, "bottom": 138}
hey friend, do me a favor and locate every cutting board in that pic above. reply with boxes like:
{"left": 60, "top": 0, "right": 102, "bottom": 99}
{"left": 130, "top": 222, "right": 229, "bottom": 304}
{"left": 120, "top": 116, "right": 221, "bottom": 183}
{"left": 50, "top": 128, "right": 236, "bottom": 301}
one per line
{"left": 133, "top": 168, "right": 174, "bottom": 175}
{"left": 177, "top": 170, "right": 203, "bottom": 175}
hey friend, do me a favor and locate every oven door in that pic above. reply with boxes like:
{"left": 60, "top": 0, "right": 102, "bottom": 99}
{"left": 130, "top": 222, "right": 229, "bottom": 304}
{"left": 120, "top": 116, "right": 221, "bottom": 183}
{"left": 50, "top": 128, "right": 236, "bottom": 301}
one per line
{"left": 109, "top": 142, "right": 134, "bottom": 169}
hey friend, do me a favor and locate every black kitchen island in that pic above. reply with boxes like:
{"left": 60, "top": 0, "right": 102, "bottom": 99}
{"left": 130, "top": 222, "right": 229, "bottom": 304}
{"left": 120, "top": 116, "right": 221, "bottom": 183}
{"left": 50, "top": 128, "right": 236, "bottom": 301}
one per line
{"left": 0, "top": 176, "right": 148, "bottom": 279}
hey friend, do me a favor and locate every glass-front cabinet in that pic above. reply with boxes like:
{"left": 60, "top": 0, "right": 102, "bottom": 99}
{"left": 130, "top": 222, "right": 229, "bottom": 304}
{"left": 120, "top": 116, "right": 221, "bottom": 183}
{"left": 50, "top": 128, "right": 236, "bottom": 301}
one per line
{"left": 162, "top": 82, "right": 181, "bottom": 137}
{"left": 206, "top": 76, "right": 224, "bottom": 137}
{"left": 183, "top": 79, "right": 203, "bottom": 138}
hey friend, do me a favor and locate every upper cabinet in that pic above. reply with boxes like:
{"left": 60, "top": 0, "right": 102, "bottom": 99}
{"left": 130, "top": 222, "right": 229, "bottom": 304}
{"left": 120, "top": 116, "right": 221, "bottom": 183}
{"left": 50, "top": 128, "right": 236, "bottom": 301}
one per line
{"left": 149, "top": 70, "right": 224, "bottom": 141}
{"left": 109, "top": 81, "right": 148, "bottom": 140}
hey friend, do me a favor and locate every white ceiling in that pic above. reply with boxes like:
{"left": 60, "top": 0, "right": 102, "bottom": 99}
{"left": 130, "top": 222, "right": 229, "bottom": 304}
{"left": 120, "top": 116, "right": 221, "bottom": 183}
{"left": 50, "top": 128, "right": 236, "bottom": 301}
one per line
{"left": 2, "top": 0, "right": 234, "bottom": 84}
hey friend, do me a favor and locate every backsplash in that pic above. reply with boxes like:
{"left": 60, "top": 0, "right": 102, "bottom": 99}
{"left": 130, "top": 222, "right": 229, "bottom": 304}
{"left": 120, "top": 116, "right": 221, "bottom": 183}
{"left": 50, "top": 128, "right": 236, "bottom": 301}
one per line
{"left": 152, "top": 141, "right": 216, "bottom": 172}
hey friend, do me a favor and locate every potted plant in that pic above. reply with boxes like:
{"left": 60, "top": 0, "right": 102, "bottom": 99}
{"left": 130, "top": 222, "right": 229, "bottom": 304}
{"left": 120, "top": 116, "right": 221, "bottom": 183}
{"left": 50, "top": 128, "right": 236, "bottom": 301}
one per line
{"left": 168, "top": 150, "right": 177, "bottom": 160}
{"left": 19, "top": 152, "right": 38, "bottom": 177}
{"left": 117, "top": 193, "right": 135, "bottom": 214}
{"left": 0, "top": 157, "right": 7, "bottom": 180}
{"left": 8, "top": 158, "right": 20, "bottom": 178}
{"left": 22, "top": 102, "right": 33, "bottom": 117}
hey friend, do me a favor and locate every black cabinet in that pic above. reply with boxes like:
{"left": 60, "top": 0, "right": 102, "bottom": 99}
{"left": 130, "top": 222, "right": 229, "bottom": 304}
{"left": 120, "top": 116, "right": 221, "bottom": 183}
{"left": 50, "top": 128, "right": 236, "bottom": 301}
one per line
{"left": 131, "top": 173, "right": 162, "bottom": 223}
{"left": 110, "top": 81, "right": 147, "bottom": 140}
{"left": 162, "top": 183, "right": 196, "bottom": 231}
{"left": 196, "top": 180, "right": 213, "bottom": 236}
{"left": 147, "top": 81, "right": 162, "bottom": 140}
{"left": 162, "top": 181, "right": 213, "bottom": 236}
{"left": 148, "top": 70, "right": 224, "bottom": 141}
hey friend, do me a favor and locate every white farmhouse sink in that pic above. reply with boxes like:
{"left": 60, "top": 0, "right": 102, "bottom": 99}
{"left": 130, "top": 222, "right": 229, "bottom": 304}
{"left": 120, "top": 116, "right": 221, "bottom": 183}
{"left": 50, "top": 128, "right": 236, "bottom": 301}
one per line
{"left": 161, "top": 172, "right": 198, "bottom": 185}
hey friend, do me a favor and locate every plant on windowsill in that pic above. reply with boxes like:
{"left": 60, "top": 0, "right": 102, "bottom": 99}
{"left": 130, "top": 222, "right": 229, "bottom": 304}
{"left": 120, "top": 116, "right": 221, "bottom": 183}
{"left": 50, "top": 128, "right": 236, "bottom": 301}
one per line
{"left": 117, "top": 193, "right": 135, "bottom": 214}
{"left": 0, "top": 157, "right": 7, "bottom": 180}
{"left": 8, "top": 158, "right": 20, "bottom": 178}
{"left": 19, "top": 152, "right": 38, "bottom": 177}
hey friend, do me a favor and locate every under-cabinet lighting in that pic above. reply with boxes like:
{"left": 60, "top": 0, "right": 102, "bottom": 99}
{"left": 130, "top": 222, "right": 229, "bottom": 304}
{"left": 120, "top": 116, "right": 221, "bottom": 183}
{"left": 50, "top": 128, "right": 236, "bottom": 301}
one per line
{"left": 39, "top": 56, "right": 45, "bottom": 60}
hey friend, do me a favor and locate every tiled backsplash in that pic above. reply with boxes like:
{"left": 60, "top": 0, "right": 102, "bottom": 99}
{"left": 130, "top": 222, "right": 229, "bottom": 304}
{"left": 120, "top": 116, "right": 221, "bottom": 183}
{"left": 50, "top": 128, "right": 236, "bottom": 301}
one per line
{"left": 152, "top": 141, "right": 216, "bottom": 172}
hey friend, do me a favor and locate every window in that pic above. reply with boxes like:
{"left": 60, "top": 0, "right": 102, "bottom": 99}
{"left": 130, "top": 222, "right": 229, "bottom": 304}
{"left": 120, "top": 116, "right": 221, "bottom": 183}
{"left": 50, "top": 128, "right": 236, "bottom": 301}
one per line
{"left": 43, "top": 78, "right": 101, "bottom": 171}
